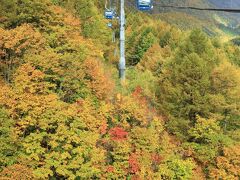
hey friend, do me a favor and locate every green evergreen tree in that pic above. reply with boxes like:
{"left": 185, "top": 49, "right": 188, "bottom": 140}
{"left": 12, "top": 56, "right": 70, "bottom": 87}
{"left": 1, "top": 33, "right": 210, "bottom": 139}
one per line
{"left": 131, "top": 28, "right": 156, "bottom": 65}
{"left": 157, "top": 30, "right": 218, "bottom": 137}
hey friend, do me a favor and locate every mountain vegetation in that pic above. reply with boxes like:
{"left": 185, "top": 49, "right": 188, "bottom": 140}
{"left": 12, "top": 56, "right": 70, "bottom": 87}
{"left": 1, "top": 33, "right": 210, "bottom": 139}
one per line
{"left": 0, "top": 0, "right": 239, "bottom": 179}
{"left": 153, "top": 0, "right": 240, "bottom": 37}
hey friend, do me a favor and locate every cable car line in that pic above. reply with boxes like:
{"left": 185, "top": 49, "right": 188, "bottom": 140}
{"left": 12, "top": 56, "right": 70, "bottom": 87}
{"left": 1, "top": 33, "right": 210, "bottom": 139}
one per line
{"left": 153, "top": 3, "right": 240, "bottom": 13}
{"left": 103, "top": 0, "right": 240, "bottom": 82}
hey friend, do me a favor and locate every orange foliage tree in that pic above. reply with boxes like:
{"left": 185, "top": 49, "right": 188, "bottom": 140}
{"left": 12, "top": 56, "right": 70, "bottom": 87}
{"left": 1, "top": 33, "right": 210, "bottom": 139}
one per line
{"left": 0, "top": 24, "right": 43, "bottom": 82}
{"left": 0, "top": 164, "right": 34, "bottom": 180}
{"left": 209, "top": 145, "right": 240, "bottom": 180}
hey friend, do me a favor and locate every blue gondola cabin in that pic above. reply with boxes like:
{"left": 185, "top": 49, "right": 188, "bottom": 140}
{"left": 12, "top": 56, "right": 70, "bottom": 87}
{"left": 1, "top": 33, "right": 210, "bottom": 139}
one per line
{"left": 136, "top": 0, "right": 153, "bottom": 11}
{"left": 105, "top": 10, "right": 115, "bottom": 19}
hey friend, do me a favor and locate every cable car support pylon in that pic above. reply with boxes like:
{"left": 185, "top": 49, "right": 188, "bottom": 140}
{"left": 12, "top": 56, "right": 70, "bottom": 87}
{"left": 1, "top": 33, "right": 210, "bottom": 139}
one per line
{"left": 119, "top": 0, "right": 126, "bottom": 82}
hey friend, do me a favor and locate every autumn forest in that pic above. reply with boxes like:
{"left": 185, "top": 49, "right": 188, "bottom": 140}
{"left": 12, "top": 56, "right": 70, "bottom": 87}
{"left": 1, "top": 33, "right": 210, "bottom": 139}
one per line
{"left": 0, "top": 0, "right": 239, "bottom": 179}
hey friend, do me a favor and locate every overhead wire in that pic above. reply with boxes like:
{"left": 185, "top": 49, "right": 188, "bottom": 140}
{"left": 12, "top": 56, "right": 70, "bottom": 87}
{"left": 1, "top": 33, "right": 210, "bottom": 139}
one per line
{"left": 105, "top": 0, "right": 109, "bottom": 10}
{"left": 153, "top": 2, "right": 240, "bottom": 13}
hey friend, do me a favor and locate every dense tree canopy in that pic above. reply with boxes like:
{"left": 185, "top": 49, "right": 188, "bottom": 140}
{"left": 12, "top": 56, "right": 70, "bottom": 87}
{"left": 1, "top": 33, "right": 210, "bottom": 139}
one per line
{"left": 0, "top": 0, "right": 239, "bottom": 179}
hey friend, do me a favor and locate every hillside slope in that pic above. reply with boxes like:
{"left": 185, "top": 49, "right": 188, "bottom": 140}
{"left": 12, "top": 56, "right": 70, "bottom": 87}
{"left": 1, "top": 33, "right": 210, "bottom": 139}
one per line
{"left": 151, "top": 0, "right": 240, "bottom": 37}
{"left": 0, "top": 0, "right": 239, "bottom": 179}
